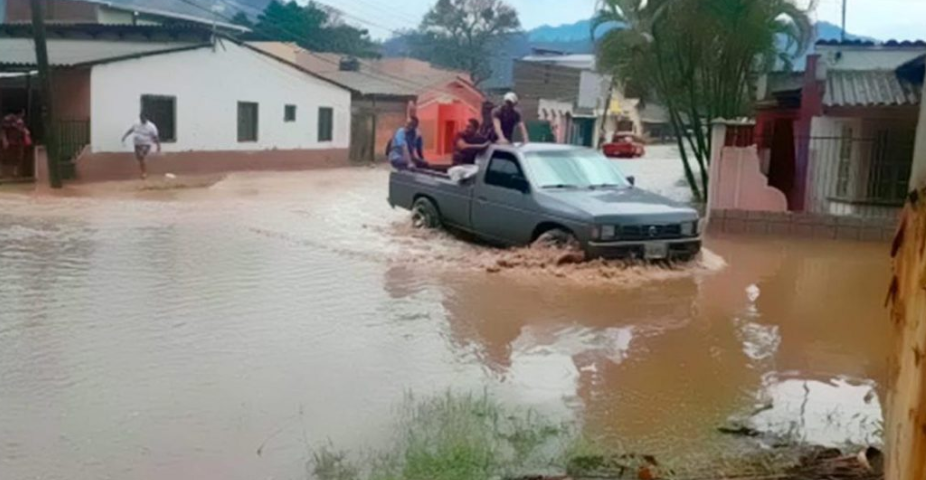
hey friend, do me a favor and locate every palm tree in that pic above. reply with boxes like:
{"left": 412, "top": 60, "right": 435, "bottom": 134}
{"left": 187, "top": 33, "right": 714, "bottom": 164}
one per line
{"left": 594, "top": 0, "right": 814, "bottom": 201}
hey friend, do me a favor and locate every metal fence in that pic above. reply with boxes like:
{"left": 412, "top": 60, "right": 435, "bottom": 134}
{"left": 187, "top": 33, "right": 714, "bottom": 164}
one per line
{"left": 806, "top": 133, "right": 915, "bottom": 219}
{"left": 52, "top": 120, "right": 90, "bottom": 180}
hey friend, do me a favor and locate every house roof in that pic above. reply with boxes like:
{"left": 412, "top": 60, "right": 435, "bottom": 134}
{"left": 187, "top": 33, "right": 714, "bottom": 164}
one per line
{"left": 65, "top": 0, "right": 251, "bottom": 32}
{"left": 249, "top": 42, "right": 468, "bottom": 98}
{"left": 823, "top": 70, "right": 921, "bottom": 107}
{"left": 817, "top": 39, "right": 926, "bottom": 48}
{"left": 0, "top": 37, "right": 206, "bottom": 69}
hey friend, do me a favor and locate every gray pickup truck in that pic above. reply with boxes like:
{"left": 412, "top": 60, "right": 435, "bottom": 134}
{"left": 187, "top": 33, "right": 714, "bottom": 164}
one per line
{"left": 388, "top": 144, "right": 702, "bottom": 261}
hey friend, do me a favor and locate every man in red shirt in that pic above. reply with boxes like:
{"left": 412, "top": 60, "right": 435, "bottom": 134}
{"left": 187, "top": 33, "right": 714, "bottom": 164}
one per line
{"left": 1, "top": 109, "right": 31, "bottom": 179}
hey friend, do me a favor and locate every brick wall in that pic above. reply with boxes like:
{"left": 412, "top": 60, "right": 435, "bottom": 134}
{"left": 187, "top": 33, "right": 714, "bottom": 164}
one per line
{"left": 708, "top": 209, "right": 898, "bottom": 242}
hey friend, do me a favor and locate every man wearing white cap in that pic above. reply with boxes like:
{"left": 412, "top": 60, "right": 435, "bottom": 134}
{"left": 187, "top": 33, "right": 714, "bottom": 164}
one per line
{"left": 493, "top": 92, "right": 529, "bottom": 145}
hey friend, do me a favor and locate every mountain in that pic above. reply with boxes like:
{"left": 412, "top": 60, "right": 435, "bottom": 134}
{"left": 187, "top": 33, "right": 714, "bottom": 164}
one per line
{"left": 814, "top": 21, "right": 877, "bottom": 43}
{"left": 528, "top": 19, "right": 621, "bottom": 43}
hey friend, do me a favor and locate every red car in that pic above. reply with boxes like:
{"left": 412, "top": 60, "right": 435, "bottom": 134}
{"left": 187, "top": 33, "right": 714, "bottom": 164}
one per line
{"left": 602, "top": 133, "right": 646, "bottom": 159}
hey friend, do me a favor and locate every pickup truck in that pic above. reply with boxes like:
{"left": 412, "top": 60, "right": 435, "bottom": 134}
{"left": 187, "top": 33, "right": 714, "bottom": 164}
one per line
{"left": 388, "top": 144, "right": 702, "bottom": 261}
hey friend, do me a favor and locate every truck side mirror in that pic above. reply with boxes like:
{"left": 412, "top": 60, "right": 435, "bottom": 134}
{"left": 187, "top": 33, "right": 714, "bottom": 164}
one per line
{"left": 627, "top": 175, "right": 636, "bottom": 187}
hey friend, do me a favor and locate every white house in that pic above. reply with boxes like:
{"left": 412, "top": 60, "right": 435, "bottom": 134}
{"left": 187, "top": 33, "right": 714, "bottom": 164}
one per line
{"left": 0, "top": 24, "right": 354, "bottom": 181}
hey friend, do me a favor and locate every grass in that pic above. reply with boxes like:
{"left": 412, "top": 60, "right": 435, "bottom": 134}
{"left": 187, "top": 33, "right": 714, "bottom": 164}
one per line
{"left": 307, "top": 392, "right": 818, "bottom": 480}
{"left": 309, "top": 392, "right": 567, "bottom": 480}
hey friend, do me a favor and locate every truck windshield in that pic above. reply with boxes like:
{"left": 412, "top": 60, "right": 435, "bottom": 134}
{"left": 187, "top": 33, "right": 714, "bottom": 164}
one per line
{"left": 524, "top": 150, "right": 630, "bottom": 189}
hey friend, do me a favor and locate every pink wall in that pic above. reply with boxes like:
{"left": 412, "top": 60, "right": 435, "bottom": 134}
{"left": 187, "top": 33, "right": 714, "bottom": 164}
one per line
{"left": 709, "top": 123, "right": 788, "bottom": 213}
{"left": 70, "top": 148, "right": 350, "bottom": 182}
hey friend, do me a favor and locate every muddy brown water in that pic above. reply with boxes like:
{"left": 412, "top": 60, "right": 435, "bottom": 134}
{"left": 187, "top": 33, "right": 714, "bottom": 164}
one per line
{"left": 0, "top": 151, "right": 891, "bottom": 480}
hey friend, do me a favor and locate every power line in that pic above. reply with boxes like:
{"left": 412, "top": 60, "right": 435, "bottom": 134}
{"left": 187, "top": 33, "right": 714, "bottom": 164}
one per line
{"left": 173, "top": 0, "right": 460, "bottom": 94}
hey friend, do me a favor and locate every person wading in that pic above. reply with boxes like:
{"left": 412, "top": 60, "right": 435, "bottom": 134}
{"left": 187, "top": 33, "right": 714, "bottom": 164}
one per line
{"left": 493, "top": 92, "right": 530, "bottom": 145}
{"left": 452, "top": 119, "right": 490, "bottom": 166}
{"left": 121, "top": 113, "right": 161, "bottom": 179}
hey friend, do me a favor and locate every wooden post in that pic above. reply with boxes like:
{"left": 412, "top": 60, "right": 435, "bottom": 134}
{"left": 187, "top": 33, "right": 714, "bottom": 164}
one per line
{"left": 885, "top": 185, "right": 926, "bottom": 480}
{"left": 30, "top": 0, "right": 62, "bottom": 188}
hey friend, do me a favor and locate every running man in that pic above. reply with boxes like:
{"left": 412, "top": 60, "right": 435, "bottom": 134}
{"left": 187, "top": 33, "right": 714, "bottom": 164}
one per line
{"left": 493, "top": 92, "right": 530, "bottom": 145}
{"left": 121, "top": 113, "right": 160, "bottom": 179}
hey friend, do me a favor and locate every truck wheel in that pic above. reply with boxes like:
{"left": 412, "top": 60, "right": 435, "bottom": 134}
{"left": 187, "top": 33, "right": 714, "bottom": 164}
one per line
{"left": 532, "top": 228, "right": 579, "bottom": 250}
{"left": 411, "top": 197, "right": 441, "bottom": 230}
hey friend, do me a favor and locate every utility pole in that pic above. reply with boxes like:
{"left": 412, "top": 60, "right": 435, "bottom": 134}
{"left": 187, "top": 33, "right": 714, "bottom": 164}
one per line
{"left": 841, "top": 0, "right": 848, "bottom": 42}
{"left": 30, "top": 0, "right": 62, "bottom": 188}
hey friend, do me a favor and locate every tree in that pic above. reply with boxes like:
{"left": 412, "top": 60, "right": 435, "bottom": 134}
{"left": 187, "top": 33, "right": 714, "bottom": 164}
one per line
{"left": 240, "top": 1, "right": 378, "bottom": 58}
{"left": 594, "top": 0, "right": 814, "bottom": 201}
{"left": 406, "top": 0, "right": 522, "bottom": 85}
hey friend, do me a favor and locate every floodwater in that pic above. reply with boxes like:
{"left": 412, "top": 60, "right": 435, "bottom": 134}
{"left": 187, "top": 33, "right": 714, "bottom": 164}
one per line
{"left": 0, "top": 147, "right": 891, "bottom": 480}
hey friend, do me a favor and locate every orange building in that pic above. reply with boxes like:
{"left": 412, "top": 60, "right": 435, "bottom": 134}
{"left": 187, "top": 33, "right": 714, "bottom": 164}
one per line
{"left": 372, "top": 59, "right": 485, "bottom": 161}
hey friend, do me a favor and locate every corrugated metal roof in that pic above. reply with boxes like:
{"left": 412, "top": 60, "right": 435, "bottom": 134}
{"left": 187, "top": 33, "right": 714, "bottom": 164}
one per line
{"left": 73, "top": 0, "right": 256, "bottom": 32}
{"left": 824, "top": 70, "right": 921, "bottom": 107}
{"left": 0, "top": 38, "right": 203, "bottom": 68}
{"left": 250, "top": 42, "right": 420, "bottom": 97}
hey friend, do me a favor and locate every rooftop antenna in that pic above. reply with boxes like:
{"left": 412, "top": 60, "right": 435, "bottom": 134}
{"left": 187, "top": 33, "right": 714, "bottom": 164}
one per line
{"left": 841, "top": 0, "right": 847, "bottom": 42}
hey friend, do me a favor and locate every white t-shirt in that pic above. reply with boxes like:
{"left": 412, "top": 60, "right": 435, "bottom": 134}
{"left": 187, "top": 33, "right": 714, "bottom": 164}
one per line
{"left": 130, "top": 121, "right": 159, "bottom": 146}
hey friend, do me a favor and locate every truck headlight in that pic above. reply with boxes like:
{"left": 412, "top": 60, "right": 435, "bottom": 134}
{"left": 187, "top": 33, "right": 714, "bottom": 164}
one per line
{"left": 601, "top": 225, "right": 617, "bottom": 240}
{"left": 681, "top": 221, "right": 695, "bottom": 237}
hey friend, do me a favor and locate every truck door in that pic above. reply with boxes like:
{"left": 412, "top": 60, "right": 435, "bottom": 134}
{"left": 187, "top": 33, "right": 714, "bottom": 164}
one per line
{"left": 471, "top": 151, "right": 536, "bottom": 244}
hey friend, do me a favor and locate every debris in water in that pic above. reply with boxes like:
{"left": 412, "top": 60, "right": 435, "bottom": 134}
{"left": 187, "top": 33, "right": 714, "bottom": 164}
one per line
{"left": 747, "top": 284, "right": 761, "bottom": 303}
{"left": 165, "top": 173, "right": 177, "bottom": 180}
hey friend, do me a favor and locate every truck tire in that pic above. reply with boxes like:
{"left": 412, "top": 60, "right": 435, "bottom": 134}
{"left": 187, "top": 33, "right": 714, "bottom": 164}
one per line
{"left": 411, "top": 197, "right": 441, "bottom": 230}
{"left": 532, "top": 228, "right": 579, "bottom": 250}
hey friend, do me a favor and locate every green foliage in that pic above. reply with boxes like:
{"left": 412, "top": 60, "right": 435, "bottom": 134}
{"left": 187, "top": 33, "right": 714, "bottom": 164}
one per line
{"left": 401, "top": 0, "right": 522, "bottom": 85}
{"left": 311, "top": 392, "right": 566, "bottom": 480}
{"left": 595, "top": 0, "right": 814, "bottom": 201}
{"left": 242, "top": 1, "right": 378, "bottom": 58}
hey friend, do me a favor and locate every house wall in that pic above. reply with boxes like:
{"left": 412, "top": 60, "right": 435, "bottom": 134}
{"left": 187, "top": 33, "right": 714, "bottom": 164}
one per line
{"left": 51, "top": 69, "right": 90, "bottom": 121}
{"left": 513, "top": 60, "right": 582, "bottom": 123}
{"left": 89, "top": 40, "right": 351, "bottom": 154}
{"left": 354, "top": 97, "right": 409, "bottom": 159}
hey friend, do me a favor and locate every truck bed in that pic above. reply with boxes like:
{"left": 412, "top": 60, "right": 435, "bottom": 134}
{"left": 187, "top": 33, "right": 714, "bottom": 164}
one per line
{"left": 388, "top": 169, "right": 476, "bottom": 230}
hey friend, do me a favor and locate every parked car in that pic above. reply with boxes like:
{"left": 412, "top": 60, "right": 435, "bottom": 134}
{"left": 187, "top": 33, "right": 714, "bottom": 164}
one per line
{"left": 602, "top": 132, "right": 646, "bottom": 159}
{"left": 388, "top": 144, "right": 701, "bottom": 261}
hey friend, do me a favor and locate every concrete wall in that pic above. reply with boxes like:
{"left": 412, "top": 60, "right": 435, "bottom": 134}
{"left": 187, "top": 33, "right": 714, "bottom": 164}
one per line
{"left": 90, "top": 40, "right": 351, "bottom": 153}
{"left": 708, "top": 209, "right": 897, "bottom": 242}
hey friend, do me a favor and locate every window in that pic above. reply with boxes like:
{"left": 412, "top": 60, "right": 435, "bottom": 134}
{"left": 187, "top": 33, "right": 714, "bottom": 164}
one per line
{"left": 836, "top": 125, "right": 853, "bottom": 197}
{"left": 485, "top": 152, "right": 526, "bottom": 190}
{"left": 238, "top": 102, "right": 258, "bottom": 142}
{"left": 140, "top": 95, "right": 176, "bottom": 142}
{"left": 318, "top": 107, "right": 334, "bottom": 142}
{"left": 284, "top": 104, "right": 296, "bottom": 123}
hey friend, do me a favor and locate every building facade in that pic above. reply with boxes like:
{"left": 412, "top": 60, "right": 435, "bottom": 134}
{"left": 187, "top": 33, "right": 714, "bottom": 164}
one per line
{"left": 0, "top": 25, "right": 353, "bottom": 182}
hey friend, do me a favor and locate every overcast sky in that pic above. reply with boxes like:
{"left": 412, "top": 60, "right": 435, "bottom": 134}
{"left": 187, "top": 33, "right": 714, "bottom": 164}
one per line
{"left": 332, "top": 0, "right": 925, "bottom": 42}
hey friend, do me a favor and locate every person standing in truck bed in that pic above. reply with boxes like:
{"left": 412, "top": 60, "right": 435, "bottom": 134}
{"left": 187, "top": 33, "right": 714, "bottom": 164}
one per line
{"left": 492, "top": 92, "right": 529, "bottom": 145}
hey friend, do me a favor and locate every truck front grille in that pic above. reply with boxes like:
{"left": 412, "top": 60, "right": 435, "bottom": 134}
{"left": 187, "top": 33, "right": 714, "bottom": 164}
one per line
{"left": 620, "top": 224, "right": 683, "bottom": 240}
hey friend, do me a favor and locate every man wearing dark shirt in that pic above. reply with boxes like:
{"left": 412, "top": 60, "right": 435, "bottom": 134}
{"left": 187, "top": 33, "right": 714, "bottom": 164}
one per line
{"left": 452, "top": 119, "right": 490, "bottom": 166}
{"left": 493, "top": 92, "right": 530, "bottom": 145}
